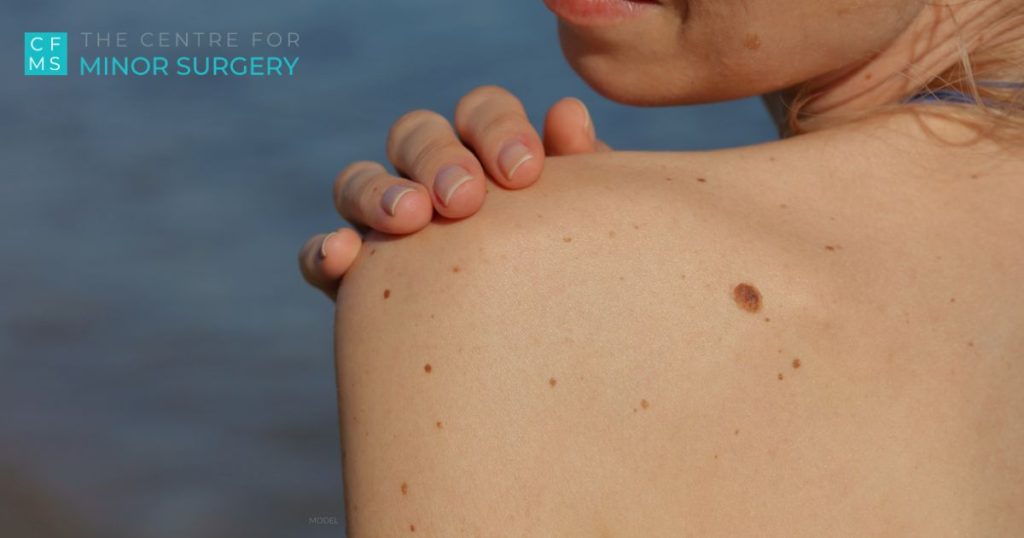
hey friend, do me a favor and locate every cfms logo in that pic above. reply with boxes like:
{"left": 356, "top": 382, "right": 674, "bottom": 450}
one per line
{"left": 25, "top": 32, "right": 68, "bottom": 76}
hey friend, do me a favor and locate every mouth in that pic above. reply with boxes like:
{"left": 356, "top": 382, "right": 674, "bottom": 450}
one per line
{"left": 542, "top": 0, "right": 662, "bottom": 27}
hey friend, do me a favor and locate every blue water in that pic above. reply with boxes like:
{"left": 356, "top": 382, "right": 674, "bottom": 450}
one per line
{"left": 0, "top": 1, "right": 776, "bottom": 536}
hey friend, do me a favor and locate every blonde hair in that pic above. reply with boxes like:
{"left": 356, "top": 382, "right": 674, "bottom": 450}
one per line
{"left": 784, "top": 8, "right": 1024, "bottom": 139}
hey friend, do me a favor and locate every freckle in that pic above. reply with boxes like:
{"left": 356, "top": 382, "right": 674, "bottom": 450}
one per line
{"left": 424, "top": 363, "right": 432, "bottom": 374}
{"left": 735, "top": 429, "right": 740, "bottom": 435}
{"left": 777, "top": 349, "right": 782, "bottom": 354}
{"left": 410, "top": 524, "right": 416, "bottom": 532}
{"left": 696, "top": 177, "right": 707, "bottom": 183}
{"left": 824, "top": 245, "right": 837, "bottom": 252}
{"left": 619, "top": 276, "right": 625, "bottom": 281}
{"left": 549, "top": 377, "right": 557, "bottom": 388}
{"left": 764, "top": 317, "right": 771, "bottom": 323}
{"left": 864, "top": 72, "right": 873, "bottom": 81}
{"left": 383, "top": 289, "right": 391, "bottom": 299}
{"left": 733, "top": 283, "right": 762, "bottom": 313}
{"left": 633, "top": 408, "right": 638, "bottom": 413}
{"left": 968, "top": 340, "right": 975, "bottom": 347}
{"left": 608, "top": 230, "right": 616, "bottom": 238}
{"left": 400, "top": 482, "right": 408, "bottom": 495}
{"left": 633, "top": 224, "right": 641, "bottom": 230}
{"left": 792, "top": 358, "right": 801, "bottom": 369}
{"left": 665, "top": 177, "right": 674, "bottom": 182}
{"left": 777, "top": 373, "right": 784, "bottom": 380}
{"left": 769, "top": 156, "right": 777, "bottom": 162}
{"left": 779, "top": 203, "right": 788, "bottom": 209}
{"left": 949, "top": 297, "right": 955, "bottom": 303}
{"left": 641, "top": 399, "right": 650, "bottom": 410}
{"left": 370, "top": 249, "right": 377, "bottom": 256}
{"left": 563, "top": 236, "right": 573, "bottom": 243}
{"left": 436, "top": 420, "right": 443, "bottom": 429}
{"left": 743, "top": 33, "right": 761, "bottom": 50}
{"left": 970, "top": 174, "right": 979, "bottom": 179}
{"left": 429, "top": 313, "right": 435, "bottom": 319}
{"left": 452, "top": 265, "right": 461, "bottom": 273}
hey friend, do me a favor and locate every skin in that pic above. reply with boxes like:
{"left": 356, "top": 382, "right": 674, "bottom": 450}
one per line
{"left": 300, "top": 0, "right": 1024, "bottom": 534}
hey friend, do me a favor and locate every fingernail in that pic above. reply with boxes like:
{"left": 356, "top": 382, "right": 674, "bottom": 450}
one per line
{"left": 434, "top": 165, "right": 475, "bottom": 207}
{"left": 498, "top": 141, "right": 534, "bottom": 181}
{"left": 381, "top": 185, "right": 416, "bottom": 216}
{"left": 319, "top": 232, "right": 336, "bottom": 260}
{"left": 568, "top": 97, "right": 590, "bottom": 131}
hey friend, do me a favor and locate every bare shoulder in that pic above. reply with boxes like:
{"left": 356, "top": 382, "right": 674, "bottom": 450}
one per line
{"left": 336, "top": 140, "right": 1023, "bottom": 536}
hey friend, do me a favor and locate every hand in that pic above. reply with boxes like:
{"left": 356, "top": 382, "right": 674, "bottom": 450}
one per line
{"left": 298, "top": 86, "right": 609, "bottom": 300}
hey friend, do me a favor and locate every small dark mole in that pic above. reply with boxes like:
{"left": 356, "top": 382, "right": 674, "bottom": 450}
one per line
{"left": 549, "top": 377, "right": 557, "bottom": 388}
{"left": 696, "top": 177, "right": 707, "bottom": 183}
{"left": 777, "top": 349, "right": 783, "bottom": 354}
{"left": 429, "top": 313, "right": 435, "bottom": 319}
{"left": 383, "top": 289, "right": 391, "bottom": 299}
{"left": 641, "top": 399, "right": 650, "bottom": 410}
{"left": 792, "top": 358, "right": 801, "bottom": 369}
{"left": 608, "top": 230, "right": 616, "bottom": 238}
{"left": 424, "top": 363, "right": 432, "bottom": 374}
{"left": 619, "top": 276, "right": 625, "bottom": 281}
{"left": 665, "top": 177, "right": 674, "bottom": 182}
{"left": 769, "top": 156, "right": 777, "bottom": 162}
{"left": 864, "top": 72, "right": 873, "bottom": 80}
{"left": 410, "top": 524, "right": 416, "bottom": 532}
{"left": 632, "top": 224, "right": 641, "bottom": 230}
{"left": 400, "top": 482, "right": 408, "bottom": 495}
{"left": 970, "top": 174, "right": 979, "bottom": 179}
{"left": 779, "top": 203, "right": 788, "bottom": 209}
{"left": 764, "top": 317, "right": 771, "bottom": 323}
{"left": 949, "top": 297, "right": 956, "bottom": 303}
{"left": 968, "top": 340, "right": 975, "bottom": 347}
{"left": 733, "top": 283, "right": 762, "bottom": 313}
{"left": 369, "top": 249, "right": 377, "bottom": 256}
{"left": 452, "top": 265, "right": 461, "bottom": 273}
{"left": 563, "top": 236, "right": 573, "bottom": 243}
{"left": 714, "top": 454, "right": 719, "bottom": 460}
{"left": 743, "top": 33, "right": 762, "bottom": 50}
{"left": 734, "top": 429, "right": 740, "bottom": 435}
{"left": 777, "top": 373, "right": 784, "bottom": 381}
{"left": 824, "top": 245, "right": 837, "bottom": 252}
{"left": 633, "top": 408, "right": 638, "bottom": 413}
{"left": 436, "top": 421, "right": 443, "bottom": 429}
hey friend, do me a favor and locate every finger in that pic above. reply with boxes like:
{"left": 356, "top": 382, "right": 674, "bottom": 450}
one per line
{"left": 543, "top": 97, "right": 612, "bottom": 155}
{"left": 386, "top": 110, "right": 487, "bottom": 218}
{"left": 333, "top": 161, "right": 433, "bottom": 235}
{"left": 454, "top": 86, "right": 544, "bottom": 189}
{"left": 299, "top": 227, "right": 361, "bottom": 301}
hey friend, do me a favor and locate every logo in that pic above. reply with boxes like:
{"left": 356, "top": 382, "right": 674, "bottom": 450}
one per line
{"left": 25, "top": 32, "right": 67, "bottom": 76}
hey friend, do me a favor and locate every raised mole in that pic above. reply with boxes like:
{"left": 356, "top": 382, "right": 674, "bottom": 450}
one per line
{"left": 384, "top": 289, "right": 391, "bottom": 299}
{"left": 733, "top": 283, "right": 762, "bottom": 313}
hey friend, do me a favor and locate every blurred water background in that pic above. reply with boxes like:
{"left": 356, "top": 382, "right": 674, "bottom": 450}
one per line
{"left": 0, "top": 0, "right": 777, "bottom": 536}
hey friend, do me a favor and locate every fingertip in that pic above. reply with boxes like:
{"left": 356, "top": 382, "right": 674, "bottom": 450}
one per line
{"left": 433, "top": 167, "right": 487, "bottom": 218}
{"left": 544, "top": 97, "right": 596, "bottom": 156}
{"left": 318, "top": 228, "right": 360, "bottom": 278}
{"left": 496, "top": 137, "right": 544, "bottom": 189}
{"left": 383, "top": 187, "right": 434, "bottom": 233}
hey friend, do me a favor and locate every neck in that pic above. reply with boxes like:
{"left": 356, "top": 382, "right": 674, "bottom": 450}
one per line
{"left": 766, "top": 0, "right": 1024, "bottom": 135}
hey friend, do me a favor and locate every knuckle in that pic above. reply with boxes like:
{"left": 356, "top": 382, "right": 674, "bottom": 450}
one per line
{"left": 390, "top": 109, "right": 445, "bottom": 140}
{"left": 408, "top": 137, "right": 465, "bottom": 175}
{"left": 334, "top": 161, "right": 382, "bottom": 207}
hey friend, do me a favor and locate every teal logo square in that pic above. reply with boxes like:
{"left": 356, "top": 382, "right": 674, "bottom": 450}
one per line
{"left": 25, "top": 32, "right": 68, "bottom": 76}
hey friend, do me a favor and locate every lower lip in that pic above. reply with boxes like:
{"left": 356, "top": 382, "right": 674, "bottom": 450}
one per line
{"left": 543, "top": 0, "right": 659, "bottom": 26}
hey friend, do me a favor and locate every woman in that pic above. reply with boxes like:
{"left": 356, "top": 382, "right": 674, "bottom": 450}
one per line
{"left": 300, "top": 0, "right": 1024, "bottom": 535}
